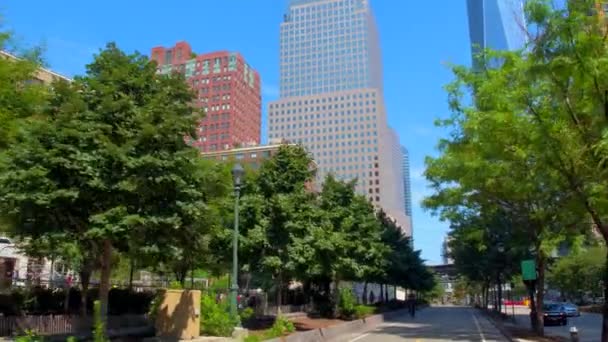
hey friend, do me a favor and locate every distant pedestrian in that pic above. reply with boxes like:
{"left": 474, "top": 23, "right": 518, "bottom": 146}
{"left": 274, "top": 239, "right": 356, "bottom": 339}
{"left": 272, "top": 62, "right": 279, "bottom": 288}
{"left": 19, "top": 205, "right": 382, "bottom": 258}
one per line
{"left": 407, "top": 294, "right": 416, "bottom": 317}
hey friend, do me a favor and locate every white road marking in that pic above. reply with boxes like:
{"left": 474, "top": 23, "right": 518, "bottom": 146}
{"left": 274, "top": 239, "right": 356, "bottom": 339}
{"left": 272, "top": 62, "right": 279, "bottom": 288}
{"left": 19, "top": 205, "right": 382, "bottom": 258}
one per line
{"left": 348, "top": 332, "right": 371, "bottom": 342}
{"left": 472, "top": 312, "right": 488, "bottom": 342}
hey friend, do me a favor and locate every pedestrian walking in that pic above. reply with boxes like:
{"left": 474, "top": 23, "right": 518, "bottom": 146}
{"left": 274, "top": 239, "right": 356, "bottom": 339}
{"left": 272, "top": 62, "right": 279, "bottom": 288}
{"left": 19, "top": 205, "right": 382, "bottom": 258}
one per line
{"left": 407, "top": 294, "right": 416, "bottom": 317}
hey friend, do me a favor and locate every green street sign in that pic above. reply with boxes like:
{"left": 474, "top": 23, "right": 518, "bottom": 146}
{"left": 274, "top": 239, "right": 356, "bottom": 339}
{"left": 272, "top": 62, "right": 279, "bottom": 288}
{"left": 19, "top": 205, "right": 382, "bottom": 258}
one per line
{"left": 521, "top": 259, "right": 537, "bottom": 281}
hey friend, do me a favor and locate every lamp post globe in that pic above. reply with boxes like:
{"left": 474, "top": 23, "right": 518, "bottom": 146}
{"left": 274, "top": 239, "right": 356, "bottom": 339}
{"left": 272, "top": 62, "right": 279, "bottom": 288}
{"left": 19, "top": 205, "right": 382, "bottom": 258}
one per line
{"left": 232, "top": 163, "right": 244, "bottom": 186}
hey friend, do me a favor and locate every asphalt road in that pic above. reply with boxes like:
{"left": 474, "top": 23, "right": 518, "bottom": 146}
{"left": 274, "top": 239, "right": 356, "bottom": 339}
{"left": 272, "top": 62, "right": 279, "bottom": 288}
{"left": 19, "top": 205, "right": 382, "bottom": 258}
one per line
{"left": 347, "top": 306, "right": 508, "bottom": 342}
{"left": 509, "top": 306, "right": 601, "bottom": 342}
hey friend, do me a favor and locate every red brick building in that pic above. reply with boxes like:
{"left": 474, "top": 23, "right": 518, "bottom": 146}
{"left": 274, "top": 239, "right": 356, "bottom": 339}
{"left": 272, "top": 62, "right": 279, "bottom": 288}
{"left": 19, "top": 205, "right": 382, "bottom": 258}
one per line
{"left": 150, "top": 42, "right": 261, "bottom": 152}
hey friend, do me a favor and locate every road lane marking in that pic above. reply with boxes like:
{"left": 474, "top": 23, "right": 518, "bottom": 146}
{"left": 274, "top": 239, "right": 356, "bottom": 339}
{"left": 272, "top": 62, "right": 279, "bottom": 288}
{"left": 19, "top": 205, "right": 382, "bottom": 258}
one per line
{"left": 472, "top": 312, "right": 487, "bottom": 342}
{"left": 348, "top": 332, "right": 371, "bottom": 342}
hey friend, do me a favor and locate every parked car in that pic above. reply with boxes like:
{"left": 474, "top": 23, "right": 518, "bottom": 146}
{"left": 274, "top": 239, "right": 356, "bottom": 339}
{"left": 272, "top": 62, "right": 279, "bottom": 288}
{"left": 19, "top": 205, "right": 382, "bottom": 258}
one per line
{"left": 543, "top": 304, "right": 568, "bottom": 326}
{"left": 563, "top": 303, "right": 580, "bottom": 317}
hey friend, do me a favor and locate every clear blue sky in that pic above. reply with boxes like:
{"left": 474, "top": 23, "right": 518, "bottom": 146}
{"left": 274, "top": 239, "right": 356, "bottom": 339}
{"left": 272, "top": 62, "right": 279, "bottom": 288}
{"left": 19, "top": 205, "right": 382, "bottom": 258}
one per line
{"left": 3, "top": 0, "right": 472, "bottom": 265}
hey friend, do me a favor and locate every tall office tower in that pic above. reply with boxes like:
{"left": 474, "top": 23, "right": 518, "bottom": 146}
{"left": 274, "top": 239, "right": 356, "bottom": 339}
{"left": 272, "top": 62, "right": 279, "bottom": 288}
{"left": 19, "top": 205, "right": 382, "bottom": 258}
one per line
{"left": 150, "top": 42, "right": 261, "bottom": 152}
{"left": 466, "top": 0, "right": 527, "bottom": 68}
{"left": 400, "top": 146, "right": 413, "bottom": 231}
{"left": 268, "top": 0, "right": 410, "bottom": 235}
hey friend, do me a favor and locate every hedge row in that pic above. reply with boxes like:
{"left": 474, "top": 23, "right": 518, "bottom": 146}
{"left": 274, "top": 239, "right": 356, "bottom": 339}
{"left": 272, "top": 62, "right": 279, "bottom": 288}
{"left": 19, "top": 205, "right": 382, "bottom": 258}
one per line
{"left": 0, "top": 287, "right": 156, "bottom": 315}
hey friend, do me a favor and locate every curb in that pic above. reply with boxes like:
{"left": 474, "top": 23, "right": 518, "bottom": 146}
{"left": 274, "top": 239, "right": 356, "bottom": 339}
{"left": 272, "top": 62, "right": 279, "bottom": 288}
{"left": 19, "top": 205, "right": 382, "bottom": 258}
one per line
{"left": 479, "top": 309, "right": 515, "bottom": 342}
{"left": 478, "top": 309, "right": 566, "bottom": 342}
{"left": 266, "top": 308, "right": 409, "bottom": 342}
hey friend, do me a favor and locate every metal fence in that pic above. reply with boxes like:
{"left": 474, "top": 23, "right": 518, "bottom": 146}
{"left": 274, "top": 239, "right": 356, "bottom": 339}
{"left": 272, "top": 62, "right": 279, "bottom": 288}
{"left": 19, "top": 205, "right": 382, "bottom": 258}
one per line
{"left": 0, "top": 314, "right": 150, "bottom": 337}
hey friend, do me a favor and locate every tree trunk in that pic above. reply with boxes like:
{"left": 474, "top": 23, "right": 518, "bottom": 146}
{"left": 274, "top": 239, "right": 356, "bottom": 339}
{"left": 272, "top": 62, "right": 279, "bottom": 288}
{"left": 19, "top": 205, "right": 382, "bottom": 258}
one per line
{"left": 98, "top": 239, "right": 113, "bottom": 321}
{"left": 79, "top": 269, "right": 91, "bottom": 316}
{"left": 49, "top": 257, "right": 55, "bottom": 289}
{"left": 128, "top": 259, "right": 135, "bottom": 291}
{"left": 276, "top": 273, "right": 283, "bottom": 316}
{"left": 497, "top": 275, "right": 503, "bottom": 314}
{"left": 484, "top": 284, "right": 489, "bottom": 310}
{"left": 190, "top": 266, "right": 195, "bottom": 289}
{"left": 535, "top": 255, "right": 546, "bottom": 337}
{"left": 602, "top": 249, "right": 608, "bottom": 342}
{"left": 380, "top": 284, "right": 384, "bottom": 303}
{"left": 363, "top": 282, "right": 368, "bottom": 304}
{"left": 64, "top": 286, "right": 71, "bottom": 313}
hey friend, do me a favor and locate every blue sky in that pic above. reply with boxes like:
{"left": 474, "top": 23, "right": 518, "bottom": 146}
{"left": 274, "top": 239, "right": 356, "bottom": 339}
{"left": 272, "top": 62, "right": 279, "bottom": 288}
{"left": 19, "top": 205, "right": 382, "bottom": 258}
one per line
{"left": 3, "top": 1, "right": 472, "bottom": 265}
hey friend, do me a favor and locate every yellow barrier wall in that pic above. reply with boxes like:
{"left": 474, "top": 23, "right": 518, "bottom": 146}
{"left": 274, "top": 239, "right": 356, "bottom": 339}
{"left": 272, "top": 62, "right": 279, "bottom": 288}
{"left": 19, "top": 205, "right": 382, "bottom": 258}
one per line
{"left": 155, "top": 289, "right": 201, "bottom": 340}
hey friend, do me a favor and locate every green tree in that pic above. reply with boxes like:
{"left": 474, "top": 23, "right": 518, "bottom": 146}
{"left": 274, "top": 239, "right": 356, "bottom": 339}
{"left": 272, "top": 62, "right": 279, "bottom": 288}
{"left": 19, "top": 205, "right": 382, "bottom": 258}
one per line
{"left": 428, "top": 0, "right": 608, "bottom": 336}
{"left": 0, "top": 43, "right": 209, "bottom": 318}
{"left": 0, "top": 31, "right": 47, "bottom": 149}
{"left": 377, "top": 210, "right": 433, "bottom": 294}
{"left": 423, "top": 2, "right": 597, "bottom": 331}
{"left": 316, "top": 176, "right": 387, "bottom": 297}
{"left": 240, "top": 145, "right": 320, "bottom": 311}
{"left": 141, "top": 159, "right": 233, "bottom": 287}
{"left": 547, "top": 246, "right": 605, "bottom": 303}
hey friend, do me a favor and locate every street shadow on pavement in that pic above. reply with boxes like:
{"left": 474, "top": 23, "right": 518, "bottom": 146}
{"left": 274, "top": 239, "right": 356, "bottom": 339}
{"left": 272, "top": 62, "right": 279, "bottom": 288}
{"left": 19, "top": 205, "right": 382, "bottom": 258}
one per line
{"left": 368, "top": 306, "right": 503, "bottom": 341}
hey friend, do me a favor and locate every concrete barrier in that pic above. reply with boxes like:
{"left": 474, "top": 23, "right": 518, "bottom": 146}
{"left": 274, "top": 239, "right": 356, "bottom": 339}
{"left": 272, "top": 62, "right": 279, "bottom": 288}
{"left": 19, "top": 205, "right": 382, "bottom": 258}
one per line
{"left": 266, "top": 309, "right": 408, "bottom": 342}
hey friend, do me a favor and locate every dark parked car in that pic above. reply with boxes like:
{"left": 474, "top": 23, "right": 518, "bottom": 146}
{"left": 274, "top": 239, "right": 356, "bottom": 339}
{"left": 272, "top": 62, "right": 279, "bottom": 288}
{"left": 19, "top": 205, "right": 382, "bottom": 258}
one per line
{"left": 543, "top": 304, "right": 568, "bottom": 326}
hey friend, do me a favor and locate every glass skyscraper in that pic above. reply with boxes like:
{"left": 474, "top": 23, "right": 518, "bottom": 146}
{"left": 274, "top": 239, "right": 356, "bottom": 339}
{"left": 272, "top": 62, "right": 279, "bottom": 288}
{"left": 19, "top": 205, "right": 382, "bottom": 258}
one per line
{"left": 269, "top": 0, "right": 410, "bottom": 235}
{"left": 466, "top": 0, "right": 527, "bottom": 68}
{"left": 401, "top": 146, "right": 413, "bottom": 231}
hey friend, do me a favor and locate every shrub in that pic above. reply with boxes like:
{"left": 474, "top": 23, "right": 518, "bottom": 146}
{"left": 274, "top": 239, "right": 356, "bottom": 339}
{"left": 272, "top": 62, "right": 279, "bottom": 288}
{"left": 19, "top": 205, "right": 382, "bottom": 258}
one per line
{"left": 93, "top": 300, "right": 108, "bottom": 342}
{"left": 243, "top": 336, "right": 262, "bottom": 342}
{"left": 15, "top": 330, "right": 43, "bottom": 342}
{"left": 147, "top": 290, "right": 165, "bottom": 322}
{"left": 168, "top": 281, "right": 183, "bottom": 290}
{"left": 200, "top": 293, "right": 237, "bottom": 337}
{"left": 267, "top": 316, "right": 295, "bottom": 338}
{"left": 0, "top": 287, "right": 155, "bottom": 315}
{"left": 354, "top": 305, "right": 375, "bottom": 319}
{"left": 239, "top": 307, "right": 255, "bottom": 323}
{"left": 337, "top": 287, "right": 357, "bottom": 319}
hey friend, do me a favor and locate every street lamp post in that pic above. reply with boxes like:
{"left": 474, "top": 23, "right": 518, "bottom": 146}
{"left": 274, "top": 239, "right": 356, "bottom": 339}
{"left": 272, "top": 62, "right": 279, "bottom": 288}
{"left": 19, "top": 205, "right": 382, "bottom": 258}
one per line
{"left": 496, "top": 242, "right": 505, "bottom": 314}
{"left": 230, "top": 163, "right": 245, "bottom": 320}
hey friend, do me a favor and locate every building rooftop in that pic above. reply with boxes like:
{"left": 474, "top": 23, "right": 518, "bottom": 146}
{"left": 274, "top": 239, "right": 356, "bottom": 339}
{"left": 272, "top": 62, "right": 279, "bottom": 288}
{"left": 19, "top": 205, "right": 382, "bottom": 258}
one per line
{"left": 0, "top": 50, "right": 71, "bottom": 83}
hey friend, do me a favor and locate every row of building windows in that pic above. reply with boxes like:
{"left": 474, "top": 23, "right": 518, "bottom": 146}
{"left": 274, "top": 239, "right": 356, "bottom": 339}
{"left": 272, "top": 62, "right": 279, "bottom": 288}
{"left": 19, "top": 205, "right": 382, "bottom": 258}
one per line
{"left": 282, "top": 137, "right": 379, "bottom": 151}
{"left": 311, "top": 151, "right": 379, "bottom": 160}
{"left": 281, "top": 85, "right": 367, "bottom": 96}
{"left": 280, "top": 77, "right": 369, "bottom": 91}
{"left": 202, "top": 104, "right": 232, "bottom": 113}
{"left": 281, "top": 56, "right": 367, "bottom": 73}
{"left": 313, "top": 157, "right": 379, "bottom": 167}
{"left": 199, "top": 122, "right": 231, "bottom": 131}
{"left": 190, "top": 75, "right": 232, "bottom": 86}
{"left": 269, "top": 107, "right": 376, "bottom": 117}
{"left": 307, "top": 141, "right": 378, "bottom": 153}
{"left": 270, "top": 102, "right": 376, "bottom": 115}
{"left": 199, "top": 133, "right": 231, "bottom": 142}
{"left": 271, "top": 113, "right": 376, "bottom": 123}
{"left": 270, "top": 92, "right": 375, "bottom": 108}
{"left": 268, "top": 131, "right": 377, "bottom": 141}
{"left": 270, "top": 123, "right": 377, "bottom": 133}
{"left": 281, "top": 60, "right": 367, "bottom": 72}
{"left": 198, "top": 84, "right": 232, "bottom": 94}
{"left": 281, "top": 33, "right": 366, "bottom": 47}
{"left": 200, "top": 94, "right": 231, "bottom": 102}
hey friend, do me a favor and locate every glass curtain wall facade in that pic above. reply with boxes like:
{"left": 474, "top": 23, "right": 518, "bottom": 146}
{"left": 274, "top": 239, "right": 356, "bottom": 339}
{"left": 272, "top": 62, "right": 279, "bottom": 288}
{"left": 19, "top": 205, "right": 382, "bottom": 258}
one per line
{"left": 466, "top": 0, "right": 527, "bottom": 68}
{"left": 269, "top": 0, "right": 409, "bottom": 235}
{"left": 401, "top": 146, "right": 413, "bottom": 232}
